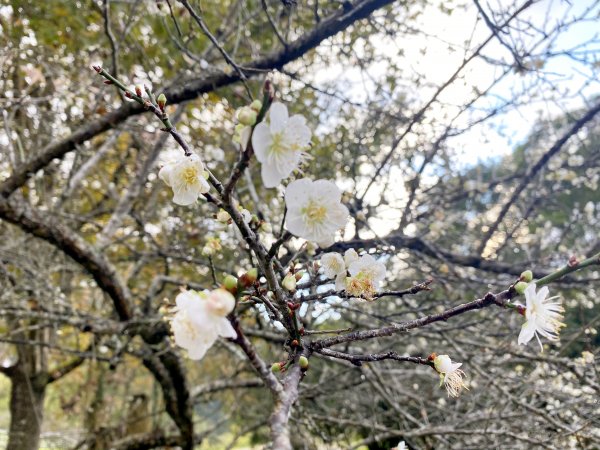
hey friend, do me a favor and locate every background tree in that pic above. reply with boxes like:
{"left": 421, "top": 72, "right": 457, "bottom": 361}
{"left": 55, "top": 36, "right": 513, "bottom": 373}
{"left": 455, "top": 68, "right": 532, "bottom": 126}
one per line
{"left": 0, "top": 0, "right": 599, "bottom": 449}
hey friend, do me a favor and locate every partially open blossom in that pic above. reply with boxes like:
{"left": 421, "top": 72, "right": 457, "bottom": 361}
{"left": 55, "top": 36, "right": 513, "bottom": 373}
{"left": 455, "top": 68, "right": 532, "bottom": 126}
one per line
{"left": 233, "top": 124, "right": 252, "bottom": 148}
{"left": 252, "top": 102, "right": 311, "bottom": 188}
{"left": 237, "top": 106, "right": 257, "bottom": 126}
{"left": 159, "top": 150, "right": 210, "bottom": 205}
{"left": 216, "top": 209, "right": 231, "bottom": 224}
{"left": 259, "top": 221, "right": 273, "bottom": 233}
{"left": 170, "top": 289, "right": 237, "bottom": 360}
{"left": 282, "top": 273, "right": 297, "bottom": 291}
{"left": 285, "top": 178, "right": 349, "bottom": 247}
{"left": 344, "top": 254, "right": 386, "bottom": 300}
{"left": 202, "top": 237, "right": 221, "bottom": 257}
{"left": 393, "top": 442, "right": 406, "bottom": 450}
{"left": 433, "top": 354, "right": 468, "bottom": 398}
{"left": 321, "top": 252, "right": 347, "bottom": 290}
{"left": 518, "top": 283, "right": 565, "bottom": 351}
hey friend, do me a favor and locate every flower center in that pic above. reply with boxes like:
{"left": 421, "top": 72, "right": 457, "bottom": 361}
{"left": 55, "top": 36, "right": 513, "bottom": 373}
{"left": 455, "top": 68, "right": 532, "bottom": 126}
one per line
{"left": 183, "top": 167, "right": 198, "bottom": 185}
{"left": 302, "top": 200, "right": 327, "bottom": 225}
{"left": 346, "top": 276, "right": 376, "bottom": 299}
{"left": 270, "top": 132, "right": 286, "bottom": 154}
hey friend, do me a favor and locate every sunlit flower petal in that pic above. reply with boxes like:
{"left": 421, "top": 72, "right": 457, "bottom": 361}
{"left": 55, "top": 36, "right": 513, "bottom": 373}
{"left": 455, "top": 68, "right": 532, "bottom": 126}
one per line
{"left": 251, "top": 103, "right": 311, "bottom": 188}
{"left": 169, "top": 289, "right": 237, "bottom": 360}
{"left": 284, "top": 178, "right": 348, "bottom": 247}
{"left": 158, "top": 151, "right": 210, "bottom": 205}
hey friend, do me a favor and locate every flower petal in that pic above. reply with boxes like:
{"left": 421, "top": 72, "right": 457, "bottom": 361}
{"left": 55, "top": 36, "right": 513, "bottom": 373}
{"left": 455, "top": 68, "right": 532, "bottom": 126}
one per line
{"left": 261, "top": 163, "right": 286, "bottom": 188}
{"left": 285, "top": 178, "right": 313, "bottom": 207}
{"left": 216, "top": 317, "right": 238, "bottom": 339}
{"left": 186, "top": 340, "right": 213, "bottom": 360}
{"left": 269, "top": 102, "right": 289, "bottom": 133}
{"left": 172, "top": 185, "right": 200, "bottom": 206}
{"left": 335, "top": 273, "right": 347, "bottom": 291}
{"left": 518, "top": 320, "right": 536, "bottom": 345}
{"left": 251, "top": 123, "right": 272, "bottom": 162}
{"left": 313, "top": 179, "right": 342, "bottom": 203}
{"left": 286, "top": 115, "right": 311, "bottom": 147}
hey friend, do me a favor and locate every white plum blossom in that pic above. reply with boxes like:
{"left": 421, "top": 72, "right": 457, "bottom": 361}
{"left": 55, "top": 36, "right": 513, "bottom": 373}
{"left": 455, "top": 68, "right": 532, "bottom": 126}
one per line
{"left": 518, "top": 283, "right": 565, "bottom": 351}
{"left": 284, "top": 178, "right": 349, "bottom": 247}
{"left": 170, "top": 289, "right": 237, "bottom": 360}
{"left": 321, "top": 252, "right": 347, "bottom": 290}
{"left": 345, "top": 254, "right": 386, "bottom": 300}
{"left": 321, "top": 253, "right": 345, "bottom": 279}
{"left": 393, "top": 442, "right": 406, "bottom": 450}
{"left": 433, "top": 354, "right": 468, "bottom": 398}
{"left": 251, "top": 102, "right": 311, "bottom": 188}
{"left": 158, "top": 150, "right": 210, "bottom": 205}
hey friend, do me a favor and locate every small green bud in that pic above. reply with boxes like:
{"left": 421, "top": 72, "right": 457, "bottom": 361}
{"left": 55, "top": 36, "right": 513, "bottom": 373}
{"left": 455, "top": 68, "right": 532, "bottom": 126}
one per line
{"left": 240, "top": 268, "right": 258, "bottom": 287}
{"left": 250, "top": 99, "right": 263, "bottom": 112}
{"left": 299, "top": 356, "right": 309, "bottom": 369}
{"left": 237, "top": 107, "right": 257, "bottom": 126}
{"left": 247, "top": 268, "right": 258, "bottom": 283}
{"left": 520, "top": 270, "right": 533, "bottom": 282}
{"left": 514, "top": 281, "right": 528, "bottom": 295}
{"left": 271, "top": 363, "right": 281, "bottom": 373}
{"left": 259, "top": 221, "right": 272, "bottom": 233}
{"left": 223, "top": 275, "right": 238, "bottom": 293}
{"left": 157, "top": 93, "right": 167, "bottom": 110}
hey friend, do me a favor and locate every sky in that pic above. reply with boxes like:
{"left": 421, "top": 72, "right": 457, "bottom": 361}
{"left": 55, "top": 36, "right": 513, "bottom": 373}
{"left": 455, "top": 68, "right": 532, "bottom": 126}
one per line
{"left": 301, "top": 0, "right": 600, "bottom": 237}
{"left": 311, "top": 0, "right": 600, "bottom": 167}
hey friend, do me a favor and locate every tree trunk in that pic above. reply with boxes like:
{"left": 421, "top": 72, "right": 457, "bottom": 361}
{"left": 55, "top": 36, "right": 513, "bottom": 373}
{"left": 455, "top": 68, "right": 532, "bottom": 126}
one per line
{"left": 7, "top": 365, "right": 46, "bottom": 450}
{"left": 270, "top": 364, "right": 302, "bottom": 450}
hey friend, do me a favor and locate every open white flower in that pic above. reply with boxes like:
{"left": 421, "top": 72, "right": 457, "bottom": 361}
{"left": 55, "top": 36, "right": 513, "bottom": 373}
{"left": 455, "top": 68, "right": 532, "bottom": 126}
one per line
{"left": 170, "top": 289, "right": 237, "bottom": 360}
{"left": 285, "top": 178, "right": 349, "bottom": 248}
{"left": 393, "top": 442, "right": 406, "bottom": 450}
{"left": 518, "top": 283, "right": 565, "bottom": 351}
{"left": 321, "top": 252, "right": 347, "bottom": 290}
{"left": 345, "top": 254, "right": 386, "bottom": 300}
{"left": 433, "top": 354, "right": 468, "bottom": 398}
{"left": 251, "top": 102, "right": 311, "bottom": 188}
{"left": 159, "top": 150, "right": 210, "bottom": 205}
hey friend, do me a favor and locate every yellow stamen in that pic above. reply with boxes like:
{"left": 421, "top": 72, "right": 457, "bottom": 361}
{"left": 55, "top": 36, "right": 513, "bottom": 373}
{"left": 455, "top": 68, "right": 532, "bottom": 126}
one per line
{"left": 183, "top": 167, "right": 198, "bottom": 185}
{"left": 302, "top": 200, "right": 327, "bottom": 224}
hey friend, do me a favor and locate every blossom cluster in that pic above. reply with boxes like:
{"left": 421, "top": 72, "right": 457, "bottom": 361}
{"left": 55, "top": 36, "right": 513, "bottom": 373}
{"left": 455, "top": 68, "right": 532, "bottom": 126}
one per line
{"left": 155, "top": 95, "right": 568, "bottom": 399}
{"left": 321, "top": 249, "right": 386, "bottom": 300}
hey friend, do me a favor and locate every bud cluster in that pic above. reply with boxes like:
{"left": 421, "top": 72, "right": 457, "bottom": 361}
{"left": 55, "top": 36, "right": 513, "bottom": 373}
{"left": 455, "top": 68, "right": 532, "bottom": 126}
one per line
{"left": 233, "top": 99, "right": 263, "bottom": 147}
